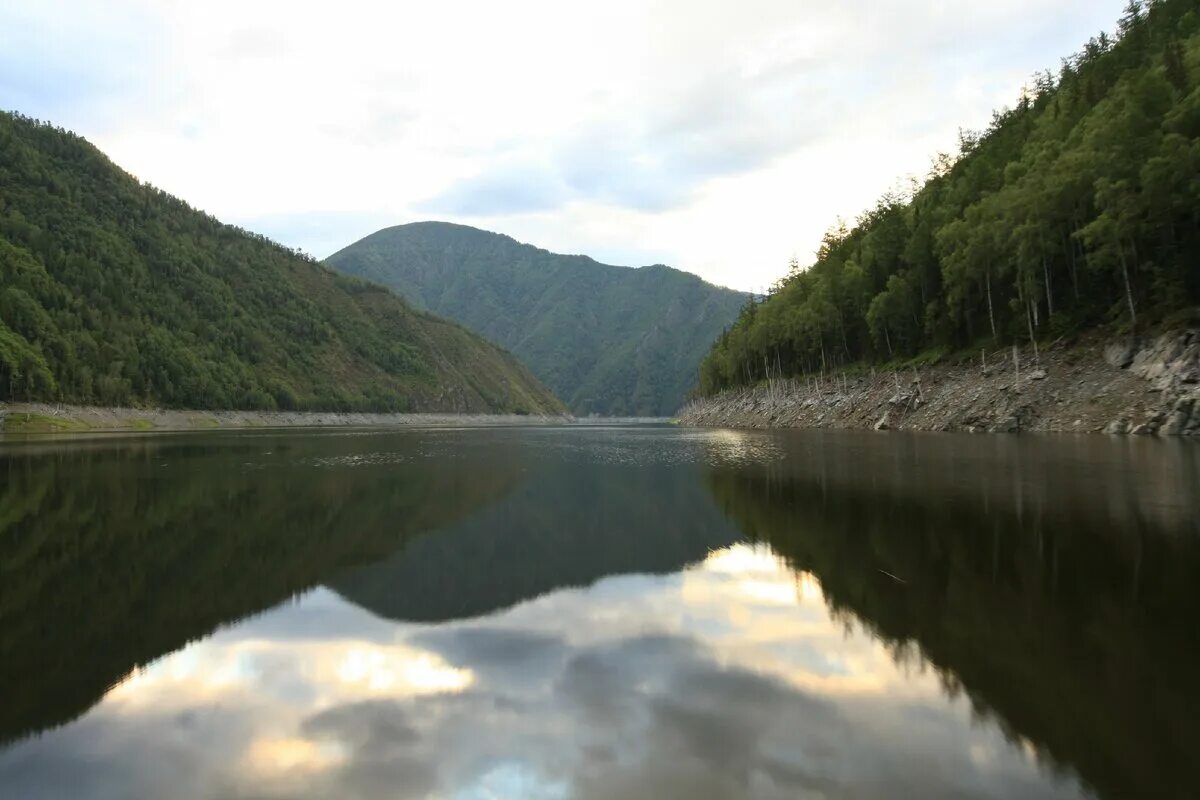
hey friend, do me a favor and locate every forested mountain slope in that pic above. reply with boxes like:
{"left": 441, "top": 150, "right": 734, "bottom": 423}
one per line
{"left": 0, "top": 112, "right": 563, "bottom": 414}
{"left": 698, "top": 0, "right": 1200, "bottom": 395}
{"left": 327, "top": 222, "right": 747, "bottom": 416}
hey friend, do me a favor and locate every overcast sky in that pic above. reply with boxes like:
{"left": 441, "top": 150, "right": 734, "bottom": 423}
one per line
{"left": 2, "top": 1, "right": 1128, "bottom": 291}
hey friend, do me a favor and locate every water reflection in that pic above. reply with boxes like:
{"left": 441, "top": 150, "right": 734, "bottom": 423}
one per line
{"left": 330, "top": 444, "right": 741, "bottom": 622}
{"left": 0, "top": 427, "right": 742, "bottom": 746}
{"left": 0, "top": 431, "right": 523, "bottom": 744}
{"left": 1, "top": 426, "right": 1197, "bottom": 799}
{"left": 0, "top": 547, "right": 1089, "bottom": 800}
{"left": 707, "top": 430, "right": 1200, "bottom": 800}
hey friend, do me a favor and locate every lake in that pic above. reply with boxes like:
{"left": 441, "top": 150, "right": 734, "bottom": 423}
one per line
{"left": 1, "top": 424, "right": 1197, "bottom": 799}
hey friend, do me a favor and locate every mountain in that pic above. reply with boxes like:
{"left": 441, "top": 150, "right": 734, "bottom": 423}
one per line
{"left": 0, "top": 112, "right": 563, "bottom": 415}
{"left": 326, "top": 222, "right": 747, "bottom": 416}
{"left": 698, "top": 0, "right": 1200, "bottom": 395}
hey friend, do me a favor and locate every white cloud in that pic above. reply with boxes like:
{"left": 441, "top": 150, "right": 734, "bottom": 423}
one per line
{"left": 1, "top": 0, "right": 1129, "bottom": 290}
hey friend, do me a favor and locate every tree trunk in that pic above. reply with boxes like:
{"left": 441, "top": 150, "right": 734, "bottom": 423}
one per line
{"left": 986, "top": 267, "right": 998, "bottom": 341}
{"left": 1063, "top": 228, "right": 1080, "bottom": 301}
{"left": 883, "top": 327, "right": 894, "bottom": 357}
{"left": 1118, "top": 243, "right": 1137, "bottom": 329}
{"left": 1026, "top": 301, "right": 1039, "bottom": 362}
{"left": 837, "top": 311, "right": 851, "bottom": 360}
{"left": 1041, "top": 250, "right": 1054, "bottom": 318}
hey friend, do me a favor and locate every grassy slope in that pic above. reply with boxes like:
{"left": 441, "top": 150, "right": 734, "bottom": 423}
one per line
{"left": 0, "top": 112, "right": 563, "bottom": 415}
{"left": 327, "top": 222, "right": 747, "bottom": 416}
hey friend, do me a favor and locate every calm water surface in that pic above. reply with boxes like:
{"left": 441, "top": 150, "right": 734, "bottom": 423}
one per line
{"left": 1, "top": 425, "right": 1198, "bottom": 799}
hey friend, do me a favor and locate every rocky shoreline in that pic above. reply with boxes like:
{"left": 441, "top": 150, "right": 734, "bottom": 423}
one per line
{"left": 0, "top": 403, "right": 573, "bottom": 434}
{"left": 677, "top": 330, "right": 1200, "bottom": 436}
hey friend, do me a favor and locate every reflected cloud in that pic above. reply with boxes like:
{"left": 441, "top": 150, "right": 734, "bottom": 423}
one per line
{"left": 107, "top": 631, "right": 474, "bottom": 716}
{"left": 6, "top": 426, "right": 1193, "bottom": 799}
{"left": 335, "top": 647, "right": 473, "bottom": 695}
{"left": 0, "top": 543, "right": 1087, "bottom": 800}
{"left": 242, "top": 736, "right": 347, "bottom": 778}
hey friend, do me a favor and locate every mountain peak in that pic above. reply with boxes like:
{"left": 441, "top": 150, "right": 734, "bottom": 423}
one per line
{"left": 327, "top": 225, "right": 747, "bottom": 416}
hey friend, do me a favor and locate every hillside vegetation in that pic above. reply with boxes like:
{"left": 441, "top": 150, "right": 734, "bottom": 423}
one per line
{"left": 0, "top": 112, "right": 563, "bottom": 414}
{"left": 699, "top": 0, "right": 1200, "bottom": 395}
{"left": 327, "top": 222, "right": 747, "bottom": 416}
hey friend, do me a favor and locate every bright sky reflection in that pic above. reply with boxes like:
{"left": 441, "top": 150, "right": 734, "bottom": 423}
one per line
{"left": 0, "top": 543, "right": 1090, "bottom": 800}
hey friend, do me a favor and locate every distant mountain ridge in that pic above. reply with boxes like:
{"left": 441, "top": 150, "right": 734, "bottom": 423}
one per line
{"left": 327, "top": 222, "right": 748, "bottom": 416}
{"left": 0, "top": 112, "right": 562, "bottom": 415}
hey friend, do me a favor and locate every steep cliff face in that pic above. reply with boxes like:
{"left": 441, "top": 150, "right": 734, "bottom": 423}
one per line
{"left": 679, "top": 330, "right": 1200, "bottom": 436}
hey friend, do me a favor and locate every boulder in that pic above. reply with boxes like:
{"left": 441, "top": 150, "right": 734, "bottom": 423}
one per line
{"left": 1159, "top": 398, "right": 1195, "bottom": 436}
{"left": 1128, "top": 330, "right": 1200, "bottom": 391}
{"left": 1104, "top": 339, "right": 1139, "bottom": 369}
{"left": 1104, "top": 418, "right": 1132, "bottom": 435}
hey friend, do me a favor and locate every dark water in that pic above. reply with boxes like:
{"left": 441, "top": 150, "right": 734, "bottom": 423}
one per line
{"left": 1, "top": 425, "right": 1198, "bottom": 800}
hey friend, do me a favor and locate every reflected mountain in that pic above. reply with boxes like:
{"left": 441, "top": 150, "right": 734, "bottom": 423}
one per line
{"left": 329, "top": 456, "right": 741, "bottom": 622}
{"left": 0, "top": 432, "right": 523, "bottom": 744}
{"left": 704, "top": 431, "right": 1200, "bottom": 800}
{"left": 1, "top": 427, "right": 744, "bottom": 746}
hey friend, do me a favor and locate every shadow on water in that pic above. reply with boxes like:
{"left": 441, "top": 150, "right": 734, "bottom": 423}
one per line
{"left": 704, "top": 430, "right": 1200, "bottom": 800}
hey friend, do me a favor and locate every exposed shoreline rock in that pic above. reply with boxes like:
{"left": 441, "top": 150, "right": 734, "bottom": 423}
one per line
{"left": 0, "top": 403, "right": 573, "bottom": 435}
{"left": 677, "top": 330, "right": 1200, "bottom": 436}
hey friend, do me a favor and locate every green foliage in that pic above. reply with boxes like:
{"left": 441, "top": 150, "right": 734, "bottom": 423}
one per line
{"left": 0, "top": 113, "right": 563, "bottom": 414}
{"left": 0, "top": 317, "right": 56, "bottom": 400}
{"left": 698, "top": 0, "right": 1200, "bottom": 395}
{"left": 327, "top": 223, "right": 747, "bottom": 416}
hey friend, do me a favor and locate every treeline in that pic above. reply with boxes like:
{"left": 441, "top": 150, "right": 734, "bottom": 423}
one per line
{"left": 699, "top": 0, "right": 1200, "bottom": 395}
{"left": 0, "top": 111, "right": 562, "bottom": 413}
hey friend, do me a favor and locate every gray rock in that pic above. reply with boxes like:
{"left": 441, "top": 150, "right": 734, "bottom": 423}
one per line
{"left": 1104, "top": 418, "right": 1132, "bottom": 435}
{"left": 1128, "top": 330, "right": 1200, "bottom": 391}
{"left": 874, "top": 411, "right": 892, "bottom": 431}
{"left": 1159, "top": 412, "right": 1188, "bottom": 436}
{"left": 990, "top": 416, "right": 1020, "bottom": 434}
{"left": 1104, "top": 339, "right": 1139, "bottom": 369}
{"left": 1160, "top": 398, "right": 1195, "bottom": 436}
{"left": 1029, "top": 369, "right": 1047, "bottom": 381}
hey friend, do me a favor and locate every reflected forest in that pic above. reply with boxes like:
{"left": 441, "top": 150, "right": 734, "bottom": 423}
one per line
{"left": 3, "top": 429, "right": 1198, "bottom": 800}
